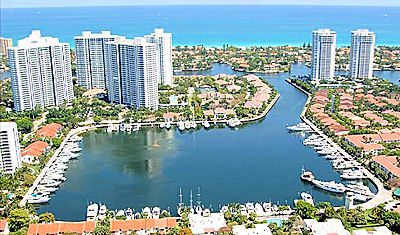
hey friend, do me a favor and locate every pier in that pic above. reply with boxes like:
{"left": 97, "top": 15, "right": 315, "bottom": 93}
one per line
{"left": 287, "top": 79, "right": 393, "bottom": 209}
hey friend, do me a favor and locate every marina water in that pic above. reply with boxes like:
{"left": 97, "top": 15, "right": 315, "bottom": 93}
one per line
{"left": 36, "top": 63, "right": 383, "bottom": 221}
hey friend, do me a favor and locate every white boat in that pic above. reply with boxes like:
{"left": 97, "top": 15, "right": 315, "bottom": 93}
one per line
{"left": 28, "top": 195, "right": 51, "bottom": 204}
{"left": 287, "top": 123, "right": 311, "bottom": 132}
{"left": 262, "top": 202, "right": 272, "bottom": 212}
{"left": 152, "top": 207, "right": 160, "bottom": 219}
{"left": 190, "top": 121, "right": 197, "bottom": 129}
{"left": 98, "top": 205, "right": 107, "bottom": 220}
{"left": 132, "top": 125, "right": 140, "bottom": 132}
{"left": 195, "top": 205, "right": 203, "bottom": 214}
{"left": 165, "top": 123, "right": 171, "bottom": 130}
{"left": 106, "top": 126, "right": 113, "bottom": 133}
{"left": 203, "top": 121, "right": 210, "bottom": 129}
{"left": 86, "top": 203, "right": 99, "bottom": 221}
{"left": 69, "top": 135, "right": 83, "bottom": 142}
{"left": 346, "top": 183, "right": 374, "bottom": 197}
{"left": 220, "top": 206, "right": 229, "bottom": 213}
{"left": 255, "top": 203, "right": 264, "bottom": 215}
{"left": 353, "top": 193, "right": 372, "bottom": 202}
{"left": 159, "top": 123, "right": 166, "bottom": 129}
{"left": 36, "top": 186, "right": 58, "bottom": 193}
{"left": 116, "top": 210, "right": 125, "bottom": 217}
{"left": 317, "top": 148, "right": 335, "bottom": 155}
{"left": 184, "top": 121, "right": 191, "bottom": 129}
{"left": 312, "top": 180, "right": 346, "bottom": 194}
{"left": 125, "top": 208, "right": 133, "bottom": 218}
{"left": 177, "top": 122, "right": 185, "bottom": 131}
{"left": 301, "top": 192, "right": 314, "bottom": 206}
{"left": 142, "top": 207, "right": 152, "bottom": 218}
{"left": 68, "top": 147, "right": 82, "bottom": 153}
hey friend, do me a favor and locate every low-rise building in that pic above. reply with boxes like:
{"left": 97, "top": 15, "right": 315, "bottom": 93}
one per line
{"left": 37, "top": 123, "right": 63, "bottom": 139}
{"left": 304, "top": 218, "right": 350, "bottom": 235}
{"left": 21, "top": 141, "right": 50, "bottom": 163}
{"left": 373, "top": 155, "right": 400, "bottom": 179}
{"left": 27, "top": 221, "right": 95, "bottom": 235}
{"left": 0, "top": 219, "right": 9, "bottom": 235}
{"left": 188, "top": 213, "right": 226, "bottom": 235}
{"left": 109, "top": 218, "right": 177, "bottom": 235}
{"left": 232, "top": 224, "right": 272, "bottom": 235}
{"left": 352, "top": 226, "right": 391, "bottom": 235}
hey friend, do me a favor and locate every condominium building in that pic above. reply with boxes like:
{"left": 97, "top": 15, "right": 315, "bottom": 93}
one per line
{"left": 0, "top": 122, "right": 21, "bottom": 174}
{"left": 8, "top": 31, "right": 74, "bottom": 111}
{"left": 74, "top": 31, "right": 124, "bottom": 89}
{"left": 145, "top": 28, "right": 173, "bottom": 86}
{"left": 349, "top": 29, "right": 375, "bottom": 79}
{"left": 105, "top": 37, "right": 159, "bottom": 110}
{"left": 0, "top": 37, "right": 13, "bottom": 56}
{"left": 311, "top": 29, "right": 337, "bottom": 82}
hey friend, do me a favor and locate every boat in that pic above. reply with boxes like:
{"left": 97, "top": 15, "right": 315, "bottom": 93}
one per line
{"left": 69, "top": 135, "right": 83, "bottom": 142}
{"left": 116, "top": 210, "right": 125, "bottom": 217}
{"left": 98, "top": 205, "right": 107, "bottom": 220}
{"left": 36, "top": 186, "right": 58, "bottom": 193}
{"left": 177, "top": 122, "right": 185, "bottom": 131}
{"left": 346, "top": 183, "right": 374, "bottom": 197}
{"left": 262, "top": 202, "right": 272, "bottom": 212}
{"left": 68, "top": 147, "right": 82, "bottom": 153}
{"left": 353, "top": 193, "right": 372, "bottom": 202}
{"left": 125, "top": 208, "right": 133, "bottom": 218}
{"left": 190, "top": 121, "right": 197, "bottom": 129}
{"left": 132, "top": 125, "right": 140, "bottom": 132}
{"left": 220, "top": 206, "right": 229, "bottom": 213}
{"left": 28, "top": 195, "right": 51, "bottom": 204}
{"left": 152, "top": 207, "right": 160, "bottom": 219}
{"left": 195, "top": 205, "right": 203, "bottom": 214}
{"left": 287, "top": 123, "right": 311, "bottom": 132}
{"left": 159, "top": 123, "right": 166, "bottom": 129}
{"left": 142, "top": 207, "right": 152, "bottom": 218}
{"left": 184, "top": 121, "right": 191, "bottom": 129}
{"left": 203, "top": 121, "right": 210, "bottom": 129}
{"left": 255, "top": 203, "right": 264, "bottom": 215}
{"left": 317, "top": 148, "right": 335, "bottom": 155}
{"left": 300, "top": 169, "right": 315, "bottom": 182}
{"left": 107, "top": 126, "right": 113, "bottom": 133}
{"left": 165, "top": 123, "right": 171, "bottom": 130}
{"left": 312, "top": 180, "right": 346, "bottom": 194}
{"left": 340, "top": 170, "right": 365, "bottom": 180}
{"left": 120, "top": 123, "right": 126, "bottom": 132}
{"left": 301, "top": 192, "right": 314, "bottom": 206}
{"left": 86, "top": 203, "right": 99, "bottom": 221}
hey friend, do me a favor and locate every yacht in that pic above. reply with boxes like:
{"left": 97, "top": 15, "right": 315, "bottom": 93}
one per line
{"left": 312, "top": 180, "right": 346, "bottom": 194}
{"left": 317, "top": 147, "right": 335, "bottom": 155}
{"left": 28, "top": 195, "right": 51, "bottom": 204}
{"left": 159, "top": 123, "right": 166, "bottom": 129}
{"left": 287, "top": 123, "right": 311, "bottom": 132}
{"left": 132, "top": 125, "right": 140, "bottom": 132}
{"left": 36, "top": 186, "right": 58, "bottom": 193}
{"left": 353, "top": 193, "right": 372, "bottom": 202}
{"left": 262, "top": 202, "right": 272, "bottom": 213}
{"left": 340, "top": 170, "right": 365, "bottom": 180}
{"left": 220, "top": 206, "right": 229, "bottom": 213}
{"left": 165, "top": 123, "right": 171, "bottom": 130}
{"left": 120, "top": 124, "right": 126, "bottom": 132}
{"left": 152, "top": 207, "right": 160, "bottom": 219}
{"left": 301, "top": 192, "right": 314, "bottom": 206}
{"left": 300, "top": 169, "right": 315, "bottom": 182}
{"left": 86, "top": 203, "right": 99, "bottom": 221}
{"left": 142, "top": 207, "right": 152, "bottom": 218}
{"left": 98, "top": 205, "right": 107, "bottom": 220}
{"left": 195, "top": 205, "right": 203, "bottom": 214}
{"left": 190, "top": 121, "right": 197, "bottom": 129}
{"left": 106, "top": 126, "right": 113, "bottom": 133}
{"left": 346, "top": 183, "right": 374, "bottom": 197}
{"left": 69, "top": 135, "right": 83, "bottom": 142}
{"left": 184, "top": 121, "right": 191, "bottom": 129}
{"left": 125, "top": 208, "right": 133, "bottom": 218}
{"left": 203, "top": 121, "right": 210, "bottom": 129}
{"left": 177, "top": 122, "right": 185, "bottom": 131}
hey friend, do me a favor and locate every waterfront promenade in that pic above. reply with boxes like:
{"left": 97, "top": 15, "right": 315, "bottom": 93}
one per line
{"left": 287, "top": 79, "right": 393, "bottom": 210}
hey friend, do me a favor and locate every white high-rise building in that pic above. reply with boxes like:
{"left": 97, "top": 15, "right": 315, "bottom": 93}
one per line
{"left": 0, "top": 122, "right": 21, "bottom": 174}
{"left": 145, "top": 28, "right": 173, "bottom": 86}
{"left": 8, "top": 30, "right": 74, "bottom": 112}
{"left": 311, "top": 29, "right": 336, "bottom": 82}
{"left": 105, "top": 37, "right": 159, "bottom": 110}
{"left": 349, "top": 29, "right": 375, "bottom": 79}
{"left": 74, "top": 31, "right": 124, "bottom": 89}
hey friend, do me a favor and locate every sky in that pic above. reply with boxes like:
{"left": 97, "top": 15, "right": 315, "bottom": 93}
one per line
{"left": 2, "top": 0, "right": 400, "bottom": 8}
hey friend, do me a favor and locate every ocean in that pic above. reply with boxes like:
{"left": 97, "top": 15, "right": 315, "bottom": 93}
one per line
{"left": 1, "top": 5, "right": 399, "bottom": 47}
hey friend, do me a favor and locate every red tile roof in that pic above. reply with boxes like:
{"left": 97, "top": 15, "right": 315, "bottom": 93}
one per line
{"left": 22, "top": 141, "right": 49, "bottom": 157}
{"left": 37, "top": 123, "right": 63, "bottom": 138}
{"left": 373, "top": 155, "right": 400, "bottom": 178}
{"left": 110, "top": 218, "right": 177, "bottom": 232}
{"left": 0, "top": 219, "right": 7, "bottom": 231}
{"left": 27, "top": 221, "right": 95, "bottom": 235}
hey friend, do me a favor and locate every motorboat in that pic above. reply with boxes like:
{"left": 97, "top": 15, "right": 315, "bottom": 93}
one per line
{"left": 142, "top": 207, "right": 152, "bottom": 218}
{"left": 220, "top": 206, "right": 229, "bottom": 213}
{"left": 184, "top": 121, "right": 191, "bottom": 129}
{"left": 190, "top": 121, "right": 197, "bottom": 129}
{"left": 312, "top": 180, "right": 346, "bottom": 194}
{"left": 28, "top": 195, "right": 50, "bottom": 204}
{"left": 86, "top": 203, "right": 99, "bottom": 221}
{"left": 300, "top": 169, "right": 315, "bottom": 182}
{"left": 262, "top": 202, "right": 272, "bottom": 213}
{"left": 287, "top": 122, "right": 311, "bottom": 132}
{"left": 159, "top": 123, "right": 166, "bottom": 129}
{"left": 203, "top": 121, "right": 210, "bottom": 129}
{"left": 177, "top": 122, "right": 185, "bottom": 131}
{"left": 301, "top": 192, "right": 314, "bottom": 206}
{"left": 152, "top": 207, "right": 160, "bottom": 219}
{"left": 36, "top": 186, "right": 58, "bottom": 193}
{"left": 255, "top": 203, "right": 264, "bottom": 215}
{"left": 165, "top": 123, "right": 171, "bottom": 130}
{"left": 125, "top": 208, "right": 133, "bottom": 218}
{"left": 98, "top": 205, "right": 107, "bottom": 220}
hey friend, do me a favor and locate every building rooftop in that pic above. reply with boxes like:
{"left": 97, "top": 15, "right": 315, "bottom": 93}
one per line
{"left": 373, "top": 155, "right": 400, "bottom": 178}
{"left": 27, "top": 221, "right": 95, "bottom": 235}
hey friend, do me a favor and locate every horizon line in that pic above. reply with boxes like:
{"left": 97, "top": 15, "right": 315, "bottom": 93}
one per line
{"left": 2, "top": 3, "right": 400, "bottom": 9}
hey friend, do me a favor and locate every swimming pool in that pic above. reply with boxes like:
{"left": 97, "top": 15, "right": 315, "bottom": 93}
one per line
{"left": 266, "top": 218, "right": 283, "bottom": 227}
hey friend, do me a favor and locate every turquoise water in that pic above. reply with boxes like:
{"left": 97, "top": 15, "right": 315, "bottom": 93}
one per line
{"left": 266, "top": 219, "right": 283, "bottom": 227}
{"left": 1, "top": 5, "right": 399, "bottom": 47}
{"left": 35, "top": 64, "right": 377, "bottom": 221}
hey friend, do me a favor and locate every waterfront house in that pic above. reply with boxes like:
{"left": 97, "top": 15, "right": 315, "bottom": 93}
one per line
{"left": 37, "top": 123, "right": 63, "bottom": 139}
{"left": 163, "top": 112, "right": 182, "bottom": 122}
{"left": 304, "top": 218, "right": 350, "bottom": 235}
{"left": 109, "top": 218, "right": 177, "bottom": 235}
{"left": 232, "top": 224, "right": 272, "bottom": 235}
{"left": 372, "top": 155, "right": 400, "bottom": 179}
{"left": 188, "top": 213, "right": 226, "bottom": 235}
{"left": 21, "top": 141, "right": 50, "bottom": 163}
{"left": 27, "top": 221, "right": 95, "bottom": 235}
{"left": 0, "top": 220, "right": 9, "bottom": 235}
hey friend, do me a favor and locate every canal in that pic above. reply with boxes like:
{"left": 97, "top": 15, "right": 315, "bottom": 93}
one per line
{"left": 37, "top": 63, "right": 392, "bottom": 220}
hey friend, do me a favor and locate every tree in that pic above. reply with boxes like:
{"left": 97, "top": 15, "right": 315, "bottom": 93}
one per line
{"left": 15, "top": 118, "right": 33, "bottom": 134}
{"left": 8, "top": 209, "right": 30, "bottom": 232}
{"left": 38, "top": 213, "right": 55, "bottom": 224}
{"left": 52, "top": 138, "right": 62, "bottom": 148}
{"left": 92, "top": 225, "right": 110, "bottom": 235}
{"left": 178, "top": 228, "right": 193, "bottom": 235}
{"left": 294, "top": 200, "right": 316, "bottom": 219}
